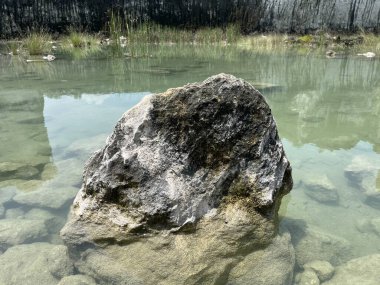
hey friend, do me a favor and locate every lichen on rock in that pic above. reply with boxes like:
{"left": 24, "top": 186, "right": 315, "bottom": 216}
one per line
{"left": 61, "top": 74, "right": 293, "bottom": 284}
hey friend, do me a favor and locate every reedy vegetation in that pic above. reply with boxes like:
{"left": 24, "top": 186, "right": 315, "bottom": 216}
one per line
{"left": 1, "top": 16, "right": 380, "bottom": 60}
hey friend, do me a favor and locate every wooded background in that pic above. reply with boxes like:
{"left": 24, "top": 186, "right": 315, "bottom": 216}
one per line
{"left": 1, "top": 0, "right": 379, "bottom": 37}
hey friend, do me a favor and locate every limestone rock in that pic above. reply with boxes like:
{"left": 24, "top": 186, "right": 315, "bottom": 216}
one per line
{"left": 344, "top": 156, "right": 378, "bottom": 187}
{"left": 370, "top": 218, "right": 380, "bottom": 236}
{"left": 24, "top": 208, "right": 62, "bottom": 231}
{"left": 61, "top": 74, "right": 293, "bottom": 283}
{"left": 5, "top": 207, "right": 24, "bottom": 219}
{"left": 0, "top": 242, "right": 74, "bottom": 285}
{"left": 0, "top": 219, "right": 48, "bottom": 249}
{"left": 283, "top": 219, "right": 352, "bottom": 266}
{"left": 228, "top": 232, "right": 295, "bottom": 285}
{"left": 345, "top": 157, "right": 380, "bottom": 209}
{"left": 61, "top": 73, "right": 292, "bottom": 246}
{"left": 323, "top": 254, "right": 380, "bottom": 285}
{"left": 361, "top": 172, "right": 380, "bottom": 209}
{"left": 58, "top": 275, "right": 97, "bottom": 285}
{"left": 297, "top": 270, "right": 320, "bottom": 285}
{"left": 0, "top": 186, "right": 17, "bottom": 204}
{"left": 13, "top": 185, "right": 78, "bottom": 209}
{"left": 303, "top": 260, "right": 334, "bottom": 282}
{"left": 303, "top": 175, "right": 339, "bottom": 204}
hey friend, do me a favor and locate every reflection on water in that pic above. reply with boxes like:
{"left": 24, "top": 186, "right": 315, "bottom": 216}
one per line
{"left": 0, "top": 46, "right": 379, "bottom": 284}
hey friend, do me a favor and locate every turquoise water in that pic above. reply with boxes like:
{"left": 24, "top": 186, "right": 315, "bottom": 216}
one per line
{"left": 0, "top": 47, "right": 379, "bottom": 284}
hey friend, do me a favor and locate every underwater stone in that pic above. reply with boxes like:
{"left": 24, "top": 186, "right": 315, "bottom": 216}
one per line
{"left": 303, "top": 175, "right": 339, "bottom": 204}
{"left": 0, "top": 242, "right": 74, "bottom": 285}
{"left": 0, "top": 186, "right": 17, "bottom": 204}
{"left": 13, "top": 185, "right": 78, "bottom": 209}
{"left": 227, "top": 232, "right": 295, "bottom": 285}
{"left": 323, "top": 254, "right": 380, "bottom": 285}
{"left": 61, "top": 74, "right": 293, "bottom": 283}
{"left": 303, "top": 260, "right": 334, "bottom": 282}
{"left": 4, "top": 207, "right": 24, "bottom": 219}
{"left": 58, "top": 275, "right": 97, "bottom": 285}
{"left": 0, "top": 219, "right": 48, "bottom": 249}
{"left": 283, "top": 219, "right": 352, "bottom": 267}
{"left": 297, "top": 269, "right": 320, "bottom": 285}
{"left": 14, "top": 165, "right": 39, "bottom": 179}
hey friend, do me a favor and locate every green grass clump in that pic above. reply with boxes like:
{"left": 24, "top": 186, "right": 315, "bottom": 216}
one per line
{"left": 360, "top": 33, "right": 380, "bottom": 52}
{"left": 22, "top": 32, "right": 52, "bottom": 55}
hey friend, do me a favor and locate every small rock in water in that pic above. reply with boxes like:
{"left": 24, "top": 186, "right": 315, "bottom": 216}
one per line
{"left": 14, "top": 165, "right": 39, "bottom": 179}
{"left": 323, "top": 254, "right": 380, "bottom": 285}
{"left": 345, "top": 157, "right": 380, "bottom": 209}
{"left": 24, "top": 208, "right": 60, "bottom": 230}
{"left": 58, "top": 274, "right": 97, "bottom": 285}
{"left": 13, "top": 185, "right": 78, "bottom": 210}
{"left": 370, "top": 218, "right": 380, "bottom": 236}
{"left": 302, "top": 174, "right": 339, "bottom": 204}
{"left": 4, "top": 207, "right": 24, "bottom": 219}
{"left": 283, "top": 219, "right": 352, "bottom": 267}
{"left": 0, "top": 219, "right": 48, "bottom": 249}
{"left": 0, "top": 186, "right": 17, "bottom": 204}
{"left": 303, "top": 260, "right": 334, "bottom": 282}
{"left": 0, "top": 242, "right": 74, "bottom": 285}
{"left": 296, "top": 270, "right": 320, "bottom": 285}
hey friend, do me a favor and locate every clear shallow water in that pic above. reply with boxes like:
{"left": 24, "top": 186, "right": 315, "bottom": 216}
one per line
{"left": 0, "top": 47, "right": 380, "bottom": 284}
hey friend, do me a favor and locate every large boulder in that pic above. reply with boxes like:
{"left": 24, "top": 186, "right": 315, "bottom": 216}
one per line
{"left": 61, "top": 74, "right": 293, "bottom": 284}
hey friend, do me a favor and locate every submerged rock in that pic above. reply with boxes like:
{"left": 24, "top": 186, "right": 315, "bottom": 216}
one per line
{"left": 0, "top": 242, "right": 74, "bottom": 285}
{"left": 57, "top": 275, "right": 97, "bottom": 285}
{"left": 303, "top": 260, "right": 335, "bottom": 282}
{"left": 0, "top": 219, "right": 48, "bottom": 249}
{"left": 61, "top": 74, "right": 293, "bottom": 283}
{"left": 323, "top": 254, "right": 380, "bottom": 285}
{"left": 303, "top": 175, "right": 339, "bottom": 204}
{"left": 283, "top": 219, "right": 352, "bottom": 267}
{"left": 228, "top": 231, "right": 295, "bottom": 285}
{"left": 345, "top": 157, "right": 380, "bottom": 209}
{"left": 296, "top": 270, "right": 320, "bottom": 285}
{"left": 13, "top": 185, "right": 78, "bottom": 210}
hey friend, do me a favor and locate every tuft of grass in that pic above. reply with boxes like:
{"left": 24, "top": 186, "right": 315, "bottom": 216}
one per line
{"left": 359, "top": 33, "right": 380, "bottom": 52}
{"left": 22, "top": 32, "right": 52, "bottom": 55}
{"left": 238, "top": 34, "right": 288, "bottom": 51}
{"left": 60, "top": 30, "right": 101, "bottom": 59}
{"left": 195, "top": 27, "right": 224, "bottom": 44}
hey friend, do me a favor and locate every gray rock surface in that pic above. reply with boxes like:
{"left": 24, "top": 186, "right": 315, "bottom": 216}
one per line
{"left": 345, "top": 157, "right": 380, "bottom": 209}
{"left": 4, "top": 207, "right": 24, "bottom": 219}
{"left": 303, "top": 260, "right": 335, "bottom": 282}
{"left": 13, "top": 185, "right": 78, "bottom": 209}
{"left": 62, "top": 74, "right": 293, "bottom": 284}
{"left": 283, "top": 219, "right": 352, "bottom": 267}
{"left": 58, "top": 275, "right": 97, "bottom": 285}
{"left": 228, "top": 232, "right": 295, "bottom": 285}
{"left": 0, "top": 186, "right": 17, "bottom": 204}
{"left": 0, "top": 242, "right": 74, "bottom": 285}
{"left": 303, "top": 175, "right": 339, "bottom": 204}
{"left": 0, "top": 219, "right": 48, "bottom": 249}
{"left": 297, "top": 270, "right": 320, "bottom": 285}
{"left": 323, "top": 254, "right": 380, "bottom": 285}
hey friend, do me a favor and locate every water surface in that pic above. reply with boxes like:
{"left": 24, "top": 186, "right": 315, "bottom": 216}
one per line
{"left": 0, "top": 46, "right": 379, "bottom": 283}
